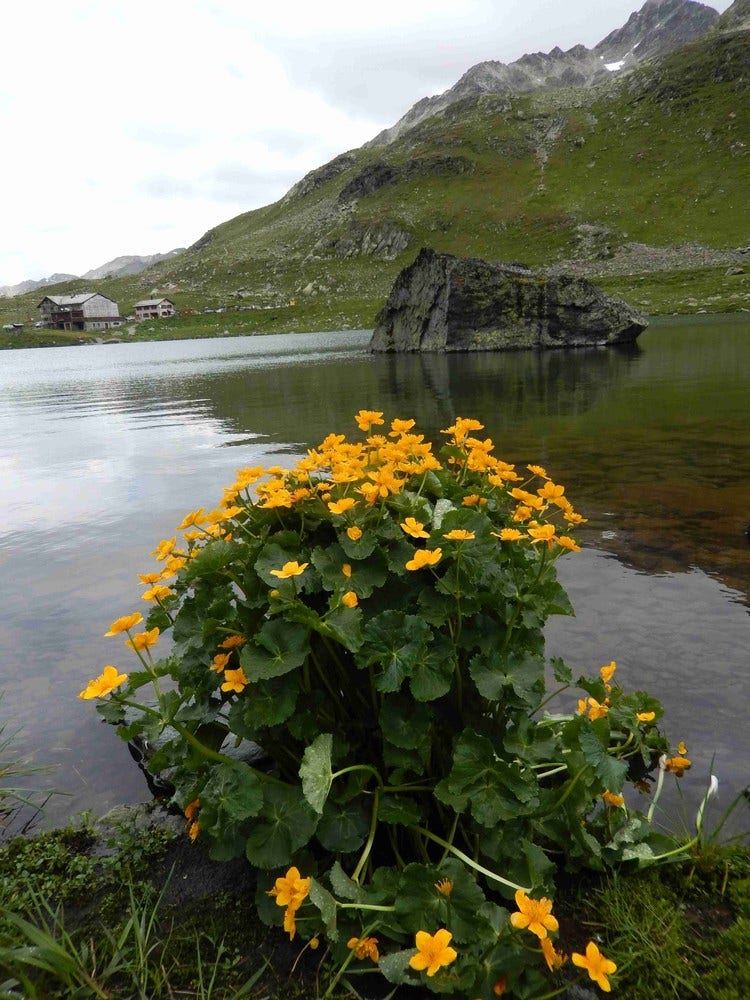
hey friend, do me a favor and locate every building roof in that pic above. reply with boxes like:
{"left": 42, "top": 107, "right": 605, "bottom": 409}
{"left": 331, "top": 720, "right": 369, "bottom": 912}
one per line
{"left": 134, "top": 298, "right": 174, "bottom": 307}
{"left": 37, "top": 292, "right": 116, "bottom": 307}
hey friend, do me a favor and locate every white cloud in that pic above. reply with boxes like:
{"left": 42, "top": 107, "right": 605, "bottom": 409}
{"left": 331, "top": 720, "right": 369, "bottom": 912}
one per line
{"left": 0, "top": 0, "right": 734, "bottom": 284}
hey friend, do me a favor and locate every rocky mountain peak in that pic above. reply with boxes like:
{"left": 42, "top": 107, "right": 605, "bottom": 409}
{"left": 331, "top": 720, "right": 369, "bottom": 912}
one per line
{"left": 369, "top": 0, "right": 720, "bottom": 147}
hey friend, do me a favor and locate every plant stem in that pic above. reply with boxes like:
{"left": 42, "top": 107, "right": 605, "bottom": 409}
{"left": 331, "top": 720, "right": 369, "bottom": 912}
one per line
{"left": 411, "top": 825, "right": 531, "bottom": 892}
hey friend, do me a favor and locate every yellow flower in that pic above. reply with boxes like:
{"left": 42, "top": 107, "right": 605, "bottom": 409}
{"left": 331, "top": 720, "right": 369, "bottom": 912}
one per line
{"left": 510, "top": 890, "right": 559, "bottom": 940}
{"left": 528, "top": 523, "right": 556, "bottom": 545}
{"left": 494, "top": 528, "right": 522, "bottom": 542}
{"left": 125, "top": 627, "right": 160, "bottom": 652}
{"left": 443, "top": 529, "right": 475, "bottom": 541}
{"left": 342, "top": 563, "right": 352, "bottom": 578}
{"left": 537, "top": 481, "right": 565, "bottom": 501}
{"left": 187, "top": 820, "right": 200, "bottom": 842}
{"left": 556, "top": 535, "right": 581, "bottom": 553}
{"left": 309, "top": 936, "right": 320, "bottom": 950}
{"left": 572, "top": 941, "right": 617, "bottom": 992}
{"left": 636, "top": 711, "right": 656, "bottom": 723}
{"left": 462, "top": 494, "right": 487, "bottom": 507}
{"left": 493, "top": 978, "right": 508, "bottom": 996}
{"left": 541, "top": 936, "right": 567, "bottom": 971}
{"left": 137, "top": 572, "right": 162, "bottom": 585}
{"left": 664, "top": 755, "right": 692, "bottom": 777}
{"left": 105, "top": 612, "right": 143, "bottom": 636}
{"left": 184, "top": 799, "right": 200, "bottom": 822}
{"left": 342, "top": 591, "right": 359, "bottom": 608}
{"left": 602, "top": 790, "right": 625, "bottom": 808}
{"left": 347, "top": 936, "right": 380, "bottom": 962}
{"left": 512, "top": 505, "right": 532, "bottom": 523}
{"left": 270, "top": 561, "right": 309, "bottom": 579}
{"left": 78, "top": 665, "right": 128, "bottom": 700}
{"left": 328, "top": 497, "right": 357, "bottom": 515}
{"left": 267, "top": 866, "right": 311, "bottom": 940}
{"left": 347, "top": 525, "right": 363, "bottom": 541}
{"left": 586, "top": 697, "right": 609, "bottom": 722}
{"left": 389, "top": 417, "right": 416, "bottom": 436}
{"left": 211, "top": 652, "right": 231, "bottom": 673}
{"left": 283, "top": 906, "right": 298, "bottom": 940}
{"left": 599, "top": 661, "right": 617, "bottom": 684}
{"left": 177, "top": 508, "right": 207, "bottom": 530}
{"left": 678, "top": 740, "right": 688, "bottom": 756}
{"left": 219, "top": 635, "right": 246, "bottom": 649}
{"left": 221, "top": 668, "right": 249, "bottom": 694}
{"left": 355, "top": 409, "right": 385, "bottom": 432}
{"left": 152, "top": 537, "right": 177, "bottom": 561}
{"left": 405, "top": 548, "right": 442, "bottom": 571}
{"left": 401, "top": 517, "right": 430, "bottom": 539}
{"left": 527, "top": 464, "right": 549, "bottom": 479}
{"left": 141, "top": 585, "right": 172, "bottom": 602}
{"left": 434, "top": 878, "right": 454, "bottom": 897}
{"left": 577, "top": 698, "right": 588, "bottom": 715}
{"left": 408, "top": 928, "right": 457, "bottom": 977}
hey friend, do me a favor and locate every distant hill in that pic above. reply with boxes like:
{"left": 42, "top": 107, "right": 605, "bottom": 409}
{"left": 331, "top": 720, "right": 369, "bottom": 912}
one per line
{"left": 0, "top": 249, "right": 185, "bottom": 299}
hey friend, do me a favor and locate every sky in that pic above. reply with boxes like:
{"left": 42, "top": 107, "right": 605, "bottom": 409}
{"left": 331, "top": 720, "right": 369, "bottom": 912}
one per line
{"left": 1, "top": 0, "right": 733, "bottom": 286}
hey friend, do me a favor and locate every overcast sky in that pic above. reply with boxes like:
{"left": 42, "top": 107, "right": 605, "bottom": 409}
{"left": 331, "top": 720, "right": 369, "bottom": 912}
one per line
{"left": 1, "top": 0, "right": 732, "bottom": 285}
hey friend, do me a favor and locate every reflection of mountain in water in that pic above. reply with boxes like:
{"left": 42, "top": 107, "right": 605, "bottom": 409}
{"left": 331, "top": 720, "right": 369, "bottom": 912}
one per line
{"left": 118, "top": 341, "right": 642, "bottom": 448}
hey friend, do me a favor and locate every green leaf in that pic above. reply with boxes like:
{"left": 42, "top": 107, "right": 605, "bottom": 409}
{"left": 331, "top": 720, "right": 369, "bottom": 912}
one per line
{"left": 228, "top": 676, "right": 298, "bottom": 737}
{"left": 311, "top": 543, "right": 388, "bottom": 597}
{"left": 579, "top": 726, "right": 628, "bottom": 792}
{"left": 322, "top": 605, "right": 363, "bottom": 651}
{"left": 377, "top": 796, "right": 423, "bottom": 827}
{"left": 244, "top": 784, "right": 318, "bottom": 868}
{"left": 378, "top": 950, "right": 415, "bottom": 986}
{"left": 379, "top": 697, "right": 433, "bottom": 752}
{"left": 185, "top": 540, "right": 241, "bottom": 581}
{"left": 361, "top": 612, "right": 433, "bottom": 694}
{"left": 550, "top": 656, "right": 573, "bottom": 684}
{"left": 408, "top": 636, "right": 455, "bottom": 701}
{"left": 330, "top": 861, "right": 366, "bottom": 902}
{"left": 435, "top": 729, "right": 539, "bottom": 825}
{"left": 198, "top": 760, "right": 264, "bottom": 860}
{"left": 309, "top": 879, "right": 338, "bottom": 941}
{"left": 469, "top": 648, "right": 545, "bottom": 706}
{"left": 300, "top": 733, "right": 333, "bottom": 814}
{"left": 316, "top": 797, "right": 369, "bottom": 853}
{"left": 240, "top": 619, "right": 310, "bottom": 681}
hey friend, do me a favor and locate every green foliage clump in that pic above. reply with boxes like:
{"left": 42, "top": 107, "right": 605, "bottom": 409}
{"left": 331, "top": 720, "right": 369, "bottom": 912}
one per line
{"left": 82, "top": 412, "right": 691, "bottom": 998}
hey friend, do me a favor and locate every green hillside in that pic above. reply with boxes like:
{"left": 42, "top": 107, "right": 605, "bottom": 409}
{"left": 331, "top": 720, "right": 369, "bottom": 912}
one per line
{"left": 2, "top": 25, "right": 748, "bottom": 345}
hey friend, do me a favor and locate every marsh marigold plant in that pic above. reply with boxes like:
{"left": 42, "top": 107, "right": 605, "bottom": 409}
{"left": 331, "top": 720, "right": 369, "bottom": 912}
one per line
{"left": 82, "top": 413, "right": 689, "bottom": 997}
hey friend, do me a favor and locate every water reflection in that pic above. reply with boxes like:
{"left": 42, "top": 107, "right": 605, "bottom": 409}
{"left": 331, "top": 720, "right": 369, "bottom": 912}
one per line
{"left": 0, "top": 317, "right": 748, "bottom": 831}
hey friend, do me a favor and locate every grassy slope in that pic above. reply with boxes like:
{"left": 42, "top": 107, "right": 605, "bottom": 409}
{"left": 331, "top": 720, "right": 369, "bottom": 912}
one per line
{"left": 1, "top": 28, "right": 748, "bottom": 344}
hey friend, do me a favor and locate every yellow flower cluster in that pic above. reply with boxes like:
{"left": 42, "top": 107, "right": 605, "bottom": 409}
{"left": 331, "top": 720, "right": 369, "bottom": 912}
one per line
{"left": 510, "top": 890, "right": 617, "bottom": 988}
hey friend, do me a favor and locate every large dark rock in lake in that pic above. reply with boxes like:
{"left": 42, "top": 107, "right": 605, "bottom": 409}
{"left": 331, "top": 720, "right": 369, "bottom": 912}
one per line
{"left": 369, "top": 248, "right": 647, "bottom": 352}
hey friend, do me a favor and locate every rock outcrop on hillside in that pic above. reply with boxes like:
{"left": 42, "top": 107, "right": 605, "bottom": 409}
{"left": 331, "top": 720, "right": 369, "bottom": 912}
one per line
{"left": 369, "top": 249, "right": 647, "bottom": 353}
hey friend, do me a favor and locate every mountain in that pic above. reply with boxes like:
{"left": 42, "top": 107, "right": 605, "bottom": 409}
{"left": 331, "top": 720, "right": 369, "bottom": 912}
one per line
{"left": 1, "top": 1, "right": 748, "bottom": 336}
{"left": 0, "top": 250, "right": 185, "bottom": 299}
{"left": 0, "top": 273, "right": 77, "bottom": 299}
{"left": 370, "top": 0, "right": 719, "bottom": 146}
{"left": 716, "top": 0, "right": 750, "bottom": 26}
{"left": 80, "top": 249, "right": 185, "bottom": 281}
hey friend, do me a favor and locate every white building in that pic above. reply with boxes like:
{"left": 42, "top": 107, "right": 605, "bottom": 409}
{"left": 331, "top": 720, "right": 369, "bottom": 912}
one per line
{"left": 37, "top": 293, "right": 121, "bottom": 331}
{"left": 134, "top": 298, "right": 176, "bottom": 320}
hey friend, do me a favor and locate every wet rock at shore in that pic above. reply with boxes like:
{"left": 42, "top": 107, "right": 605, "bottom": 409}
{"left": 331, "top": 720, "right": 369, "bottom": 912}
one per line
{"left": 369, "top": 247, "right": 647, "bottom": 352}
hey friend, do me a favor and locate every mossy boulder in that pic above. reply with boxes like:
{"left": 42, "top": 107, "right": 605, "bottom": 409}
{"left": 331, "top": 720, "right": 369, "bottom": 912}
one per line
{"left": 369, "top": 247, "right": 647, "bottom": 352}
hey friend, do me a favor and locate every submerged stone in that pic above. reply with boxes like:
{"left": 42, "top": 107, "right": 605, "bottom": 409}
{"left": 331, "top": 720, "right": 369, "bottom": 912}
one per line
{"left": 369, "top": 248, "right": 647, "bottom": 352}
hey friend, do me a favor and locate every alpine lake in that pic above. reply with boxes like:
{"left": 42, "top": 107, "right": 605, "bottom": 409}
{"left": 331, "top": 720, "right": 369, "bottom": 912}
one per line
{"left": 1, "top": 312, "right": 748, "bottom": 837}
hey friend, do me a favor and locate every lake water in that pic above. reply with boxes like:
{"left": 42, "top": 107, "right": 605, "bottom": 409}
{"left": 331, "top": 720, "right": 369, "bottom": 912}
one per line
{"left": 1, "top": 315, "right": 748, "bottom": 836}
